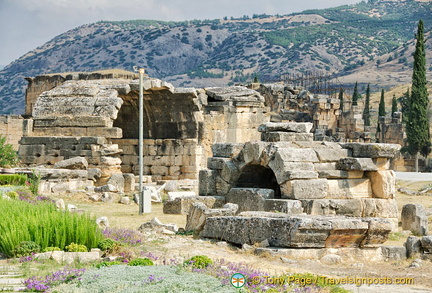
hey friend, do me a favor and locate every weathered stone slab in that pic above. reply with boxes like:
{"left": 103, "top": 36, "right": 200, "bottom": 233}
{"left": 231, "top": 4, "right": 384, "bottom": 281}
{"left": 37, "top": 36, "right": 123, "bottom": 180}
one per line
{"left": 327, "top": 179, "right": 372, "bottom": 199}
{"left": 212, "top": 143, "right": 244, "bottom": 158}
{"left": 264, "top": 199, "right": 303, "bottom": 214}
{"left": 261, "top": 132, "right": 314, "bottom": 142}
{"left": 107, "top": 173, "right": 125, "bottom": 193}
{"left": 405, "top": 236, "right": 422, "bottom": 258}
{"left": 340, "top": 143, "right": 401, "bottom": 158}
{"left": 185, "top": 202, "right": 238, "bottom": 232}
{"left": 302, "top": 199, "right": 363, "bottom": 217}
{"left": 360, "top": 217, "right": 393, "bottom": 248}
{"left": 167, "top": 191, "right": 196, "bottom": 201}
{"left": 314, "top": 148, "right": 349, "bottom": 162}
{"left": 365, "top": 170, "right": 395, "bottom": 199}
{"left": 201, "top": 213, "right": 390, "bottom": 248}
{"left": 207, "top": 157, "right": 230, "bottom": 170}
{"left": 241, "top": 141, "right": 268, "bottom": 165}
{"left": 401, "top": 204, "right": 428, "bottom": 236}
{"left": 420, "top": 236, "right": 432, "bottom": 253}
{"left": 281, "top": 179, "right": 328, "bottom": 199}
{"left": 381, "top": 246, "right": 407, "bottom": 261}
{"left": 226, "top": 188, "right": 274, "bottom": 213}
{"left": 336, "top": 158, "right": 378, "bottom": 171}
{"left": 198, "top": 169, "right": 217, "bottom": 196}
{"left": 163, "top": 196, "right": 225, "bottom": 215}
{"left": 258, "top": 122, "right": 313, "bottom": 133}
{"left": 33, "top": 116, "right": 112, "bottom": 128}
{"left": 361, "top": 198, "right": 398, "bottom": 218}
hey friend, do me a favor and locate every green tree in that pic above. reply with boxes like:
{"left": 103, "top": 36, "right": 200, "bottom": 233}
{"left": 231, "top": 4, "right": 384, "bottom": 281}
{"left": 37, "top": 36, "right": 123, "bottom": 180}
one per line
{"left": 378, "top": 89, "right": 386, "bottom": 117}
{"left": 391, "top": 94, "right": 398, "bottom": 116}
{"left": 0, "top": 135, "right": 18, "bottom": 168}
{"left": 338, "top": 88, "right": 344, "bottom": 112}
{"left": 352, "top": 82, "right": 361, "bottom": 106}
{"left": 399, "top": 88, "right": 410, "bottom": 124}
{"left": 363, "top": 84, "right": 371, "bottom": 126}
{"left": 406, "top": 19, "right": 431, "bottom": 172}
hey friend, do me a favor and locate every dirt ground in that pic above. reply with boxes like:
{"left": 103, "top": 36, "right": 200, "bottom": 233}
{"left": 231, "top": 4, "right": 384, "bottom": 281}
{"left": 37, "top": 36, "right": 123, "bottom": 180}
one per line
{"left": 56, "top": 178, "right": 432, "bottom": 293}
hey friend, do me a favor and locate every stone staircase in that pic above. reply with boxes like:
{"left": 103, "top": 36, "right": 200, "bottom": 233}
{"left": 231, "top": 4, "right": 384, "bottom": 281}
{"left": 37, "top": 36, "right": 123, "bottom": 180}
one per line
{"left": 0, "top": 264, "right": 25, "bottom": 292}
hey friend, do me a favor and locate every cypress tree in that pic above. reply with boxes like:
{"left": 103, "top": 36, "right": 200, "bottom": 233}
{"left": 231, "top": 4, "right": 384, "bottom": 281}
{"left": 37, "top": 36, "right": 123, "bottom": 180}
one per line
{"left": 391, "top": 94, "right": 398, "bottom": 116}
{"left": 352, "top": 82, "right": 361, "bottom": 106}
{"left": 378, "top": 89, "right": 386, "bottom": 117}
{"left": 339, "top": 88, "right": 344, "bottom": 112}
{"left": 406, "top": 19, "right": 430, "bottom": 171}
{"left": 363, "top": 84, "right": 371, "bottom": 126}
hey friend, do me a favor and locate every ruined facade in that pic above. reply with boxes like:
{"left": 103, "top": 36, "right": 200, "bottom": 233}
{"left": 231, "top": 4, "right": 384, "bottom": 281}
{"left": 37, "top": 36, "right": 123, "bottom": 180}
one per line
{"left": 197, "top": 122, "right": 400, "bottom": 248}
{"left": 18, "top": 75, "right": 268, "bottom": 184}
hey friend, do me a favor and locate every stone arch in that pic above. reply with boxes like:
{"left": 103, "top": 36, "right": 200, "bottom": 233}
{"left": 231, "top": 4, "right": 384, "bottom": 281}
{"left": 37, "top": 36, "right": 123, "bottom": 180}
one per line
{"left": 234, "top": 164, "right": 281, "bottom": 198}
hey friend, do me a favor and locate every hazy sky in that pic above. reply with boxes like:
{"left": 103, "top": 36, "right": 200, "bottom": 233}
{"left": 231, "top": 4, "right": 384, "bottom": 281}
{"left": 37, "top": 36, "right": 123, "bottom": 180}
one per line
{"left": 0, "top": 0, "right": 361, "bottom": 66}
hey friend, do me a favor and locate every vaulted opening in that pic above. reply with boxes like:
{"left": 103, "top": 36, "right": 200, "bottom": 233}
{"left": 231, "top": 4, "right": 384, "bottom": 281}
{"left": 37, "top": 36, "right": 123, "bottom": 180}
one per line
{"left": 234, "top": 164, "right": 281, "bottom": 198}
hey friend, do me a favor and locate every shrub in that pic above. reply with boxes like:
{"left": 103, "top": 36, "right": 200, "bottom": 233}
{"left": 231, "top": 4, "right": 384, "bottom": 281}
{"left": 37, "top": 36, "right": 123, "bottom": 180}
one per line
{"left": 0, "top": 174, "right": 27, "bottom": 186}
{"left": 12, "top": 241, "right": 40, "bottom": 257}
{"left": 5, "top": 190, "right": 18, "bottom": 199}
{"left": 65, "top": 243, "right": 88, "bottom": 252}
{"left": 0, "top": 198, "right": 104, "bottom": 257}
{"left": 183, "top": 255, "right": 213, "bottom": 269}
{"left": 95, "top": 260, "right": 121, "bottom": 268}
{"left": 42, "top": 247, "right": 62, "bottom": 252}
{"left": 98, "top": 238, "right": 116, "bottom": 252}
{"left": 0, "top": 135, "right": 18, "bottom": 168}
{"left": 128, "top": 258, "right": 154, "bottom": 266}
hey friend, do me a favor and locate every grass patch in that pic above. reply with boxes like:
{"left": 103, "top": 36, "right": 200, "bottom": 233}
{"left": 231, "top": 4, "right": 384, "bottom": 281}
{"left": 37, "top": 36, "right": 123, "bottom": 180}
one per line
{"left": 0, "top": 197, "right": 104, "bottom": 257}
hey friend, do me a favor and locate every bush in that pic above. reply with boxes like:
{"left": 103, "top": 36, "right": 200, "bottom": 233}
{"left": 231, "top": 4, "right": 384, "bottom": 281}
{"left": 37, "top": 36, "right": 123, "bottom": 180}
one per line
{"left": 98, "top": 238, "right": 116, "bottom": 252}
{"left": 42, "top": 247, "right": 62, "bottom": 252}
{"left": 128, "top": 258, "right": 154, "bottom": 266}
{"left": 183, "top": 255, "right": 213, "bottom": 269}
{"left": 12, "top": 241, "right": 40, "bottom": 257}
{"left": 0, "top": 174, "right": 28, "bottom": 186}
{"left": 65, "top": 243, "right": 88, "bottom": 252}
{"left": 0, "top": 198, "right": 104, "bottom": 257}
{"left": 95, "top": 260, "right": 121, "bottom": 268}
{"left": 0, "top": 135, "right": 18, "bottom": 168}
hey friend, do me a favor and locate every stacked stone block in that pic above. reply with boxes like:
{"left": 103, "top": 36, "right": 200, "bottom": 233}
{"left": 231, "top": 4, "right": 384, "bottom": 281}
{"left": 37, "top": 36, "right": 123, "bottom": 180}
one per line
{"left": 198, "top": 122, "right": 401, "bottom": 247}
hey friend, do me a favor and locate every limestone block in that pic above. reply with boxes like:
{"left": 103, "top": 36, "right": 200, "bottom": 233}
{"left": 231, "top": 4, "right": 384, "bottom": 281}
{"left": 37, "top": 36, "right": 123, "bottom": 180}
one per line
{"left": 325, "top": 218, "right": 369, "bottom": 248}
{"left": 199, "top": 169, "right": 217, "bottom": 196}
{"left": 207, "top": 157, "right": 230, "bottom": 170}
{"left": 314, "top": 148, "right": 349, "bottom": 162}
{"left": 361, "top": 199, "right": 398, "bottom": 218}
{"left": 261, "top": 132, "right": 314, "bottom": 142}
{"left": 420, "top": 236, "right": 432, "bottom": 253}
{"left": 374, "top": 158, "right": 390, "bottom": 170}
{"left": 401, "top": 204, "right": 428, "bottom": 236}
{"left": 360, "top": 218, "right": 393, "bottom": 248}
{"left": 302, "top": 199, "right": 363, "bottom": 217}
{"left": 381, "top": 246, "right": 407, "bottom": 261}
{"left": 185, "top": 202, "right": 238, "bottom": 232}
{"left": 340, "top": 143, "right": 401, "bottom": 158}
{"left": 167, "top": 191, "right": 196, "bottom": 201}
{"left": 226, "top": 188, "right": 274, "bottom": 213}
{"left": 264, "top": 199, "right": 303, "bottom": 214}
{"left": 327, "top": 179, "right": 372, "bottom": 199}
{"left": 150, "top": 166, "right": 169, "bottom": 176}
{"left": 163, "top": 196, "right": 225, "bottom": 215}
{"left": 280, "top": 179, "right": 328, "bottom": 199}
{"left": 318, "top": 170, "right": 363, "bottom": 179}
{"left": 107, "top": 173, "right": 125, "bottom": 193}
{"left": 18, "top": 144, "right": 45, "bottom": 157}
{"left": 212, "top": 143, "right": 244, "bottom": 158}
{"left": 215, "top": 177, "right": 232, "bottom": 196}
{"left": 258, "top": 122, "right": 313, "bottom": 133}
{"left": 405, "top": 236, "right": 422, "bottom": 258}
{"left": 94, "top": 184, "right": 117, "bottom": 193}
{"left": 365, "top": 170, "right": 395, "bottom": 199}
{"left": 86, "top": 127, "right": 122, "bottom": 138}
{"left": 220, "top": 161, "right": 240, "bottom": 182}
{"left": 336, "top": 158, "right": 378, "bottom": 171}
{"left": 269, "top": 153, "right": 316, "bottom": 184}
{"left": 99, "top": 157, "right": 122, "bottom": 166}
{"left": 53, "top": 157, "right": 88, "bottom": 170}
{"left": 33, "top": 116, "right": 112, "bottom": 128}
{"left": 241, "top": 141, "right": 268, "bottom": 164}
{"left": 273, "top": 148, "right": 319, "bottom": 163}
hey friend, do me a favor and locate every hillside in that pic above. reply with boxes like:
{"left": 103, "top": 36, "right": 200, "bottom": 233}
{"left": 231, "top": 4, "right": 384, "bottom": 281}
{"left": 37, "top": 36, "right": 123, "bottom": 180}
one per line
{"left": 0, "top": 0, "right": 431, "bottom": 114}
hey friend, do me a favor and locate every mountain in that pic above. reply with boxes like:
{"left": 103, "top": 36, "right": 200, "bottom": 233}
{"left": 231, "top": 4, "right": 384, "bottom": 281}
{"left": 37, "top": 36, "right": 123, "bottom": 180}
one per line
{"left": 1, "top": 0, "right": 432, "bottom": 114}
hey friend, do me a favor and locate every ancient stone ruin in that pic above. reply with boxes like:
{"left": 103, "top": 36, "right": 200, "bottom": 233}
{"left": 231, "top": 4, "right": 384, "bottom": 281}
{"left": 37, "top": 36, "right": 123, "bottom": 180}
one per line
{"left": 193, "top": 121, "right": 401, "bottom": 249}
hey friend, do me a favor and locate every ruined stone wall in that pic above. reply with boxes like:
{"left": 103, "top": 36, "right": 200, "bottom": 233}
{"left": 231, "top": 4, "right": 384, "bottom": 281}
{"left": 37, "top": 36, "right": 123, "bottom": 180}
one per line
{"left": 0, "top": 115, "right": 25, "bottom": 150}
{"left": 199, "top": 122, "right": 401, "bottom": 231}
{"left": 24, "top": 71, "right": 138, "bottom": 116}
